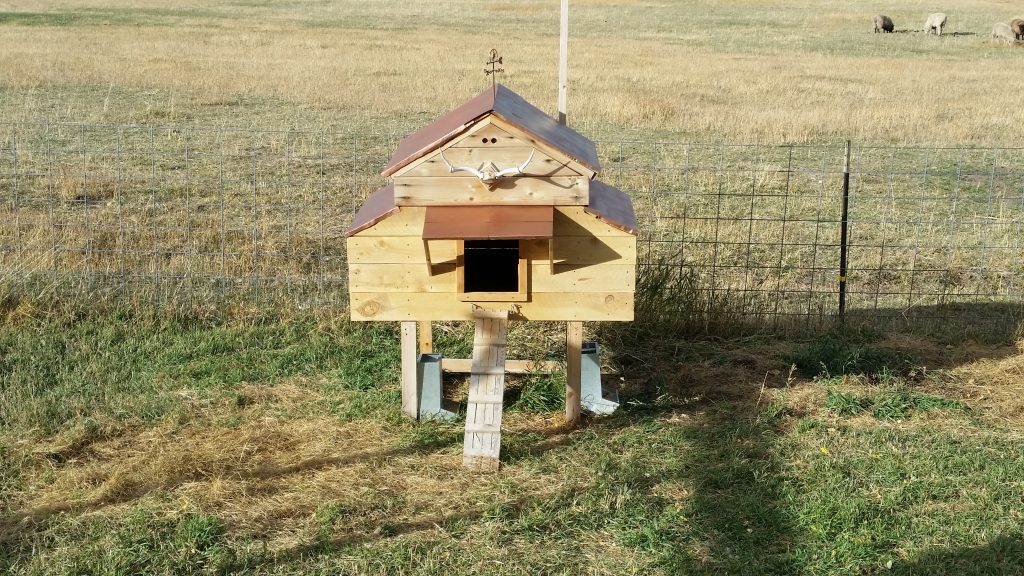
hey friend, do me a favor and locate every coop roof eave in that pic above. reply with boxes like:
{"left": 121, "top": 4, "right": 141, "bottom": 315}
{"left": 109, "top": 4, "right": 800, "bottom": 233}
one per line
{"left": 585, "top": 180, "right": 638, "bottom": 236}
{"left": 381, "top": 84, "right": 601, "bottom": 178}
{"left": 345, "top": 184, "right": 398, "bottom": 237}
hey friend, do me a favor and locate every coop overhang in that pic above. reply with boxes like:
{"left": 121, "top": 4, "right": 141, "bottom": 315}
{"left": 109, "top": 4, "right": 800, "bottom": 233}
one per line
{"left": 421, "top": 206, "right": 553, "bottom": 240}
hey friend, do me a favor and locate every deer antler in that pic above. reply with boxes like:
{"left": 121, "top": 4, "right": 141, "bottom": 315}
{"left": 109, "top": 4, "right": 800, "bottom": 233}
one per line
{"left": 494, "top": 149, "right": 534, "bottom": 178}
{"left": 439, "top": 149, "right": 485, "bottom": 180}
{"left": 437, "top": 149, "right": 535, "bottom": 188}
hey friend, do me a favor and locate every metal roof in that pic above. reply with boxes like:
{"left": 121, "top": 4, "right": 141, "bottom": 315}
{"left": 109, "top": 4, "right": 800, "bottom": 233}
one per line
{"left": 345, "top": 184, "right": 397, "bottom": 237}
{"left": 584, "top": 180, "right": 638, "bottom": 236}
{"left": 422, "top": 206, "right": 553, "bottom": 240}
{"left": 381, "top": 84, "right": 600, "bottom": 177}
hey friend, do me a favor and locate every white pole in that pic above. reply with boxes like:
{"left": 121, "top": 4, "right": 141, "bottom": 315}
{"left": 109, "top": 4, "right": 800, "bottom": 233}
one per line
{"left": 558, "top": 0, "right": 568, "bottom": 126}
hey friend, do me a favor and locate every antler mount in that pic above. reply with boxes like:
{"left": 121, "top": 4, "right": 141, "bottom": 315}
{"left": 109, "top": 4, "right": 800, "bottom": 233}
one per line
{"left": 439, "top": 149, "right": 535, "bottom": 190}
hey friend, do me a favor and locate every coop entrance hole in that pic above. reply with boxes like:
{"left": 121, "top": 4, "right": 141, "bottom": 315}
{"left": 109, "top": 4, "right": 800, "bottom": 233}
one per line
{"left": 463, "top": 240, "right": 520, "bottom": 293}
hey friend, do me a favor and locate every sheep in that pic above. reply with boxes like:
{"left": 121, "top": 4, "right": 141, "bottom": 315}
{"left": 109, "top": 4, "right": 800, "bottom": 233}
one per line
{"left": 1011, "top": 18, "right": 1024, "bottom": 41}
{"left": 873, "top": 14, "right": 895, "bottom": 33}
{"left": 924, "top": 12, "right": 947, "bottom": 35}
{"left": 992, "top": 22, "right": 1016, "bottom": 44}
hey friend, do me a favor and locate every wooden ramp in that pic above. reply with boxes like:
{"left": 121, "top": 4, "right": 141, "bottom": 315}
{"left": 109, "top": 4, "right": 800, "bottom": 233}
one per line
{"left": 463, "top": 308, "right": 509, "bottom": 471}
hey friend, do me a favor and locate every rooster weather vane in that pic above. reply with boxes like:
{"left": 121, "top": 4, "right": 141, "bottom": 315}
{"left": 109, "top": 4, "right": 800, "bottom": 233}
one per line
{"left": 485, "top": 48, "right": 503, "bottom": 97}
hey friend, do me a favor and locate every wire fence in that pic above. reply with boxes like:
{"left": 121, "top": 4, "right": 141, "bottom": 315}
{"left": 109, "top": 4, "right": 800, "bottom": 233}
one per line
{"left": 0, "top": 122, "right": 1021, "bottom": 337}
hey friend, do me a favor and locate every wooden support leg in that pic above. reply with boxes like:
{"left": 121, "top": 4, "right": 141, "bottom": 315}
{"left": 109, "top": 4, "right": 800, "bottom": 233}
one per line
{"left": 401, "top": 321, "right": 418, "bottom": 419}
{"left": 565, "top": 321, "right": 583, "bottom": 424}
{"left": 419, "top": 321, "right": 433, "bottom": 354}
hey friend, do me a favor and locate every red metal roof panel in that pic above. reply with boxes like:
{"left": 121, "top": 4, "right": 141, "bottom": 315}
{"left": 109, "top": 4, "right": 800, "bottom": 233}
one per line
{"left": 584, "top": 180, "right": 638, "bottom": 235}
{"left": 422, "top": 206, "right": 554, "bottom": 240}
{"left": 345, "top": 184, "right": 398, "bottom": 237}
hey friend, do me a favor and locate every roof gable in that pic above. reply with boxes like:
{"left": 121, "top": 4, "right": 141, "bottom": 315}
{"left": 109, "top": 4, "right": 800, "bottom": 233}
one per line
{"left": 381, "top": 84, "right": 600, "bottom": 178}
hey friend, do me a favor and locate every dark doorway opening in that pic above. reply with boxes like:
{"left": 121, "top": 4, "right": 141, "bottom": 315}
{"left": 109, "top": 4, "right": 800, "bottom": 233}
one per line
{"left": 463, "top": 240, "right": 520, "bottom": 293}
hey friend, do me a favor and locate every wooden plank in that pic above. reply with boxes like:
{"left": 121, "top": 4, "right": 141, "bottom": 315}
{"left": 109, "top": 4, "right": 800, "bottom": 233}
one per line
{"left": 418, "top": 321, "right": 432, "bottom": 354}
{"left": 401, "top": 321, "right": 418, "bottom": 419}
{"left": 463, "top": 310, "right": 509, "bottom": 471}
{"left": 523, "top": 236, "right": 637, "bottom": 264}
{"left": 449, "top": 122, "right": 518, "bottom": 148}
{"left": 350, "top": 292, "right": 634, "bottom": 321}
{"left": 565, "top": 321, "right": 582, "bottom": 424}
{"left": 347, "top": 206, "right": 636, "bottom": 239}
{"left": 424, "top": 218, "right": 552, "bottom": 241}
{"left": 347, "top": 236, "right": 634, "bottom": 265}
{"left": 347, "top": 237, "right": 456, "bottom": 265}
{"left": 393, "top": 175, "right": 588, "bottom": 206}
{"left": 346, "top": 262, "right": 635, "bottom": 294}
{"left": 348, "top": 262, "right": 457, "bottom": 293}
{"left": 554, "top": 206, "right": 636, "bottom": 237}
{"left": 403, "top": 147, "right": 582, "bottom": 178}
{"left": 531, "top": 263, "right": 636, "bottom": 292}
{"left": 443, "top": 358, "right": 562, "bottom": 374}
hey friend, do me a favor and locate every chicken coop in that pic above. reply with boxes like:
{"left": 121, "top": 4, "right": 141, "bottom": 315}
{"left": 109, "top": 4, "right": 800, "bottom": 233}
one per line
{"left": 346, "top": 84, "right": 637, "bottom": 469}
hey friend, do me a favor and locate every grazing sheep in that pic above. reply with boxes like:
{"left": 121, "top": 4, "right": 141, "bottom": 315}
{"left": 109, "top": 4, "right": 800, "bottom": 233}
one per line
{"left": 1011, "top": 18, "right": 1024, "bottom": 40}
{"left": 924, "top": 12, "right": 947, "bottom": 35}
{"left": 874, "top": 14, "right": 895, "bottom": 33}
{"left": 992, "top": 22, "right": 1016, "bottom": 44}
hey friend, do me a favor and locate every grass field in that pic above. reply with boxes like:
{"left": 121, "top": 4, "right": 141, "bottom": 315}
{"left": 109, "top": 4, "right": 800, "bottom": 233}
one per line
{"left": 1, "top": 303, "right": 1023, "bottom": 574}
{"left": 2, "top": 1, "right": 1024, "bottom": 574}
{"left": 0, "top": 0, "right": 1022, "bottom": 143}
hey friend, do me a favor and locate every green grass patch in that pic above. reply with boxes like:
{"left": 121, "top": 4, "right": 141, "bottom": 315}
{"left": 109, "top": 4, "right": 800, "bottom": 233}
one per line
{"left": 826, "top": 387, "right": 966, "bottom": 420}
{"left": 787, "top": 330, "right": 917, "bottom": 377}
{"left": 1, "top": 308, "right": 1022, "bottom": 575}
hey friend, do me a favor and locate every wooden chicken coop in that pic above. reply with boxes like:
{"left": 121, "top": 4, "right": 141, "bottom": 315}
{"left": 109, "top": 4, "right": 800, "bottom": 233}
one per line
{"left": 346, "top": 84, "right": 637, "bottom": 470}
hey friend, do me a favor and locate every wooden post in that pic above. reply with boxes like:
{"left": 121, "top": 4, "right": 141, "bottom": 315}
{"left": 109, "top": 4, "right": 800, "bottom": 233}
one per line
{"left": 419, "top": 321, "right": 433, "bottom": 354}
{"left": 557, "top": 0, "right": 569, "bottom": 126}
{"left": 400, "top": 321, "right": 418, "bottom": 419}
{"left": 565, "top": 321, "right": 582, "bottom": 423}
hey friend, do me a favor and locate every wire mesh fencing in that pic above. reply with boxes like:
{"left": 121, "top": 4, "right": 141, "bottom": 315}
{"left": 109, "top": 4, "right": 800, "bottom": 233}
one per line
{"left": 0, "top": 122, "right": 1021, "bottom": 337}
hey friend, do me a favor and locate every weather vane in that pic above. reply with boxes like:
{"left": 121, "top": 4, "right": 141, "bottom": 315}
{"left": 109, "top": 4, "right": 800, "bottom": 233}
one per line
{"left": 485, "top": 48, "right": 504, "bottom": 97}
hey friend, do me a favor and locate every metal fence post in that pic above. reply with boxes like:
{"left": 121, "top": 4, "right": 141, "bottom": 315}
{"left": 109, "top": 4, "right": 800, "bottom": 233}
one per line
{"left": 839, "top": 140, "right": 851, "bottom": 323}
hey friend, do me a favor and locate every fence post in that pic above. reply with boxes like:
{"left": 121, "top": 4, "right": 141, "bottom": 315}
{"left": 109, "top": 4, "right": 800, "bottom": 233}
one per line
{"left": 838, "top": 140, "right": 851, "bottom": 323}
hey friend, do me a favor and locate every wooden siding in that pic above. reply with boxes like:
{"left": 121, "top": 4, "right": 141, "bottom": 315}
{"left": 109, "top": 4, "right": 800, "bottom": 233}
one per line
{"left": 391, "top": 118, "right": 593, "bottom": 181}
{"left": 392, "top": 175, "right": 588, "bottom": 206}
{"left": 347, "top": 206, "right": 636, "bottom": 321}
{"left": 402, "top": 147, "right": 583, "bottom": 179}
{"left": 391, "top": 116, "right": 593, "bottom": 207}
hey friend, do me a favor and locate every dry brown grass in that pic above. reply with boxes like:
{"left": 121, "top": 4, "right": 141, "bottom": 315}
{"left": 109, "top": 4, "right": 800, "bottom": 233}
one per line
{"left": 0, "top": 0, "right": 1022, "bottom": 143}
{"left": 1, "top": 378, "right": 607, "bottom": 555}
{"left": 943, "top": 339, "right": 1024, "bottom": 424}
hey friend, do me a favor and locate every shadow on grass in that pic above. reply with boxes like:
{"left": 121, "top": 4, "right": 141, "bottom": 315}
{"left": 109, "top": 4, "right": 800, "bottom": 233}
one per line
{"left": 242, "top": 400, "right": 799, "bottom": 574}
{"left": 893, "top": 533, "right": 1024, "bottom": 576}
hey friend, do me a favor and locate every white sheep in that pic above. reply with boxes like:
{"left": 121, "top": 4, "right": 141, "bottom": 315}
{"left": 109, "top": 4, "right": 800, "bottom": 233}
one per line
{"left": 992, "top": 22, "right": 1016, "bottom": 44}
{"left": 924, "top": 12, "right": 947, "bottom": 35}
